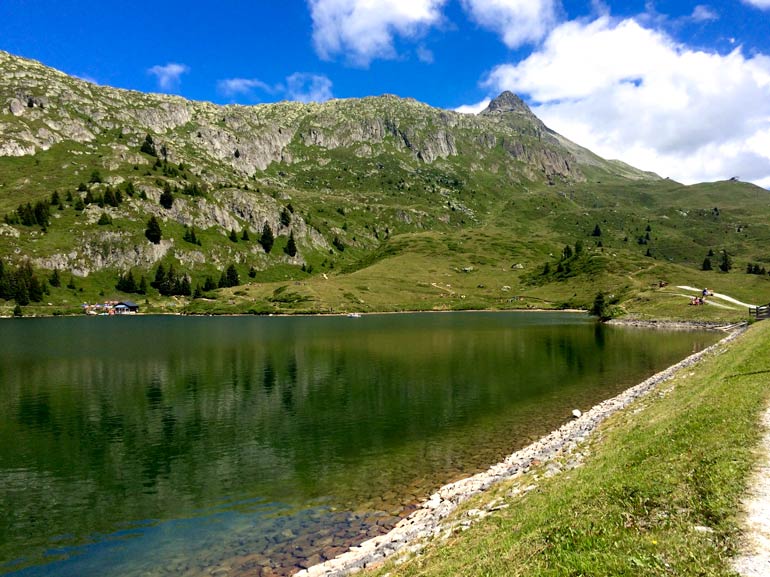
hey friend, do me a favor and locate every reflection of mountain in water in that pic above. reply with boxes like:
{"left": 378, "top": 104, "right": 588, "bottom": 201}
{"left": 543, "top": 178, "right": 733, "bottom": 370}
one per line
{"left": 0, "top": 314, "right": 718, "bottom": 576}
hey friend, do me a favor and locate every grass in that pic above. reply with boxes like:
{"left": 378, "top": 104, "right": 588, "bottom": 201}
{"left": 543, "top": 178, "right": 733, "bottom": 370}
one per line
{"left": 365, "top": 321, "right": 770, "bottom": 576}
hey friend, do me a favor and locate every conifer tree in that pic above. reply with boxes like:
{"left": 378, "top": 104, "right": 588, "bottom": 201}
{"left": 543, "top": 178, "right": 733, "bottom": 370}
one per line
{"left": 226, "top": 264, "right": 239, "bottom": 287}
{"left": 203, "top": 276, "right": 217, "bottom": 291}
{"left": 284, "top": 231, "right": 297, "bottom": 257}
{"left": 145, "top": 216, "right": 162, "bottom": 244}
{"left": 159, "top": 185, "right": 174, "bottom": 209}
{"left": 280, "top": 207, "right": 292, "bottom": 227}
{"left": 260, "top": 223, "right": 274, "bottom": 253}
{"left": 140, "top": 134, "right": 157, "bottom": 157}
{"left": 719, "top": 250, "right": 732, "bottom": 272}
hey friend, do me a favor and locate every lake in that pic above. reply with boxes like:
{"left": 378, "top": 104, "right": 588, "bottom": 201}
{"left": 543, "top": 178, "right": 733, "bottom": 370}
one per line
{"left": 0, "top": 313, "right": 720, "bottom": 577}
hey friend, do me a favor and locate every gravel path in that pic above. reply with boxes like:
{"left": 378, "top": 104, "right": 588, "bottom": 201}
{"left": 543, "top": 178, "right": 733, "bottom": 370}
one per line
{"left": 733, "top": 407, "right": 770, "bottom": 577}
{"left": 676, "top": 285, "right": 757, "bottom": 308}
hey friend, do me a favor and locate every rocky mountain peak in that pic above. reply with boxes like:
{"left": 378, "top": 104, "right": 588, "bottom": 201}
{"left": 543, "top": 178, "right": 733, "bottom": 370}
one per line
{"left": 481, "top": 91, "right": 533, "bottom": 116}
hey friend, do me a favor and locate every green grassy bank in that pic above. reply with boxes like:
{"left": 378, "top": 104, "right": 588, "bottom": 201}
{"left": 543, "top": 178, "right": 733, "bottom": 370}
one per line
{"left": 366, "top": 321, "right": 770, "bottom": 576}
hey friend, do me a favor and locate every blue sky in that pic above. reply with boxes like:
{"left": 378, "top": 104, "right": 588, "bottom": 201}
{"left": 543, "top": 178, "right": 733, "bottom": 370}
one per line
{"left": 1, "top": 0, "right": 770, "bottom": 186}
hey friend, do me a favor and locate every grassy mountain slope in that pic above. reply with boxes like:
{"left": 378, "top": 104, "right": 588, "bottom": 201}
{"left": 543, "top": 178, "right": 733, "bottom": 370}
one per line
{"left": 1, "top": 50, "right": 769, "bottom": 318}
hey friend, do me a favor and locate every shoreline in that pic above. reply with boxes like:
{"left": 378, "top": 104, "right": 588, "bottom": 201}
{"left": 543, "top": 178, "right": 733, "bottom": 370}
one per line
{"left": 1, "top": 308, "right": 747, "bottom": 327}
{"left": 295, "top": 326, "right": 746, "bottom": 577}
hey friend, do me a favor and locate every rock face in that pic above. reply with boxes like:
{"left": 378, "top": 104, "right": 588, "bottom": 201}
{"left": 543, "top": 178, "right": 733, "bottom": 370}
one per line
{"left": 0, "top": 51, "right": 589, "bottom": 181}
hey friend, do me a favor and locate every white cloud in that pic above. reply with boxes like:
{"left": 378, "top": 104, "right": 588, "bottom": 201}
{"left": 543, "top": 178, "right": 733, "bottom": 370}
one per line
{"left": 417, "top": 45, "right": 435, "bottom": 63}
{"left": 460, "top": 0, "right": 558, "bottom": 48}
{"left": 483, "top": 16, "right": 770, "bottom": 185}
{"left": 217, "top": 78, "right": 275, "bottom": 97}
{"left": 309, "top": 0, "right": 446, "bottom": 66}
{"left": 147, "top": 63, "right": 189, "bottom": 91}
{"left": 286, "top": 73, "right": 334, "bottom": 103}
{"left": 742, "top": 0, "right": 770, "bottom": 9}
{"left": 217, "top": 73, "right": 334, "bottom": 103}
{"left": 454, "top": 98, "right": 491, "bottom": 114}
{"left": 691, "top": 5, "right": 718, "bottom": 21}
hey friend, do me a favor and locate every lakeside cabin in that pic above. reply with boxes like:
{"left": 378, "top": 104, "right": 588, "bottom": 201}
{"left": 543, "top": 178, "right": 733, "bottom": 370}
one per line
{"left": 83, "top": 300, "right": 139, "bottom": 315}
{"left": 115, "top": 301, "right": 139, "bottom": 315}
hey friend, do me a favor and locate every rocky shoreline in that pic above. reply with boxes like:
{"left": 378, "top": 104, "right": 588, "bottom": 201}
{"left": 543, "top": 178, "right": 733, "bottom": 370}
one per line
{"left": 607, "top": 318, "right": 746, "bottom": 331}
{"left": 295, "top": 327, "right": 745, "bottom": 577}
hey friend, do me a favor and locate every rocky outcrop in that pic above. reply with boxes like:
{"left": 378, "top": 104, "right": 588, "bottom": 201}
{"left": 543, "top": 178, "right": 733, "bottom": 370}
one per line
{"left": 481, "top": 91, "right": 533, "bottom": 116}
{"left": 34, "top": 236, "right": 174, "bottom": 277}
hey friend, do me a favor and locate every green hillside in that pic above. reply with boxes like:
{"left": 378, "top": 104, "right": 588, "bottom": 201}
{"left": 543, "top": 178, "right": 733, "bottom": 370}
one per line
{"left": 1, "top": 50, "right": 769, "bottom": 319}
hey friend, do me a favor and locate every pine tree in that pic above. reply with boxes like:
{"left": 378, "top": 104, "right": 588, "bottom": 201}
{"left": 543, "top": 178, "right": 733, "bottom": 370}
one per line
{"left": 719, "top": 250, "right": 732, "bottom": 273}
{"left": 592, "top": 224, "right": 602, "bottom": 237}
{"left": 179, "top": 276, "right": 192, "bottom": 296}
{"left": 117, "top": 270, "right": 138, "bottom": 293}
{"left": 159, "top": 185, "right": 174, "bottom": 209}
{"left": 49, "top": 268, "right": 61, "bottom": 288}
{"left": 203, "top": 276, "right": 217, "bottom": 291}
{"left": 241, "top": 228, "right": 250, "bottom": 241}
{"left": 284, "top": 231, "right": 297, "bottom": 257}
{"left": 260, "top": 223, "right": 274, "bottom": 253}
{"left": 702, "top": 257, "right": 712, "bottom": 271}
{"left": 280, "top": 207, "right": 292, "bottom": 227}
{"left": 138, "top": 275, "right": 148, "bottom": 295}
{"left": 145, "top": 216, "right": 162, "bottom": 244}
{"left": 152, "top": 264, "right": 166, "bottom": 290}
{"left": 140, "top": 134, "right": 157, "bottom": 157}
{"left": 226, "top": 264, "right": 239, "bottom": 287}
{"left": 591, "top": 292, "right": 607, "bottom": 319}
{"left": 229, "top": 228, "right": 238, "bottom": 243}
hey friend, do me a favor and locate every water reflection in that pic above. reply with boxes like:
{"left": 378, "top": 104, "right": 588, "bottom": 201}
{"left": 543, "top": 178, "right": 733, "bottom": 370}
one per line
{"left": 0, "top": 313, "right": 719, "bottom": 576}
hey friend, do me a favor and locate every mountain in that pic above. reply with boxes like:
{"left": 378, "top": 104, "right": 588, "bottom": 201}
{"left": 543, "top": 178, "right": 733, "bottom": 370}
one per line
{"left": 1, "top": 50, "right": 769, "bottom": 317}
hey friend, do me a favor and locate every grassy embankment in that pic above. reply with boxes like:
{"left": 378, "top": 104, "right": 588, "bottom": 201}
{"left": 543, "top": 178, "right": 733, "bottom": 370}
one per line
{"left": 365, "top": 321, "right": 770, "bottom": 576}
